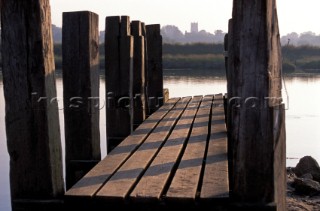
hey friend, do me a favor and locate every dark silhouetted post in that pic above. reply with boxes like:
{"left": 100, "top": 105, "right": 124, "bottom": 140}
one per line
{"left": 141, "top": 22, "right": 149, "bottom": 117}
{"left": 146, "top": 24, "right": 163, "bottom": 116}
{"left": 105, "top": 16, "right": 133, "bottom": 153}
{"left": 1, "top": 0, "right": 64, "bottom": 209}
{"left": 228, "top": 1, "right": 286, "bottom": 210}
{"left": 62, "top": 11, "right": 101, "bottom": 190}
{"left": 131, "top": 21, "right": 146, "bottom": 130}
{"left": 224, "top": 29, "right": 234, "bottom": 193}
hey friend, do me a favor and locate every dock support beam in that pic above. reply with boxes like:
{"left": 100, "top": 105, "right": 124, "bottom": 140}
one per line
{"left": 146, "top": 24, "right": 163, "bottom": 116}
{"left": 1, "top": 0, "right": 64, "bottom": 209}
{"left": 228, "top": 0, "right": 286, "bottom": 210}
{"left": 131, "top": 21, "right": 146, "bottom": 130}
{"left": 62, "top": 11, "right": 101, "bottom": 190}
{"left": 105, "top": 16, "right": 133, "bottom": 153}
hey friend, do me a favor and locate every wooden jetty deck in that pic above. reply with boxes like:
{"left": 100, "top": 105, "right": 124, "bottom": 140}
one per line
{"left": 65, "top": 94, "right": 229, "bottom": 210}
{"left": 2, "top": 1, "right": 286, "bottom": 210}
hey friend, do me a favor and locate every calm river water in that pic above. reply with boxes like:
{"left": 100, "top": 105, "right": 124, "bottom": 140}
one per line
{"left": 1, "top": 70, "right": 320, "bottom": 210}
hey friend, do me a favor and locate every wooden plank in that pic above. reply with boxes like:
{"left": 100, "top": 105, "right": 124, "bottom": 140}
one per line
{"left": 65, "top": 98, "right": 180, "bottom": 197}
{"left": 1, "top": 0, "right": 64, "bottom": 199}
{"left": 96, "top": 97, "right": 192, "bottom": 200}
{"left": 200, "top": 94, "right": 229, "bottom": 199}
{"left": 146, "top": 24, "right": 163, "bottom": 115}
{"left": 62, "top": 11, "right": 101, "bottom": 190}
{"left": 130, "top": 96, "right": 202, "bottom": 201}
{"left": 166, "top": 95, "right": 213, "bottom": 201}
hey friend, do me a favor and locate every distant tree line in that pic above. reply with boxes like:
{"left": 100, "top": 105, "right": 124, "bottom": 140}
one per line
{"left": 51, "top": 43, "right": 320, "bottom": 74}
{"left": 163, "top": 43, "right": 224, "bottom": 54}
{"left": 163, "top": 43, "right": 320, "bottom": 73}
{"left": 1, "top": 42, "right": 318, "bottom": 74}
{"left": 162, "top": 43, "right": 225, "bottom": 71}
{"left": 2, "top": 25, "right": 320, "bottom": 74}
{"left": 281, "top": 32, "right": 320, "bottom": 47}
{"left": 282, "top": 45, "right": 320, "bottom": 73}
{"left": 52, "top": 23, "right": 320, "bottom": 47}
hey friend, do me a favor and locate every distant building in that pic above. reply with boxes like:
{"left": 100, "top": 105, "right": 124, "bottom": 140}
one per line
{"left": 161, "top": 23, "right": 226, "bottom": 44}
{"left": 190, "top": 22, "right": 198, "bottom": 33}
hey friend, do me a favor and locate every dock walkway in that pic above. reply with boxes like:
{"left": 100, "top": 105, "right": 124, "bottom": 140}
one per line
{"left": 65, "top": 94, "right": 229, "bottom": 210}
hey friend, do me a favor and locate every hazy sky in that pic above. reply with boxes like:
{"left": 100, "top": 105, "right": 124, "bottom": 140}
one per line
{"left": 50, "top": 0, "right": 320, "bottom": 35}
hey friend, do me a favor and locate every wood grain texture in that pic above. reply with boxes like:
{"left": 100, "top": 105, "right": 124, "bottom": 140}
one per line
{"left": 226, "top": 19, "right": 235, "bottom": 192}
{"left": 146, "top": 24, "right": 163, "bottom": 115}
{"left": 273, "top": 104, "right": 286, "bottom": 211}
{"left": 131, "top": 21, "right": 146, "bottom": 130}
{"left": 1, "top": 0, "right": 64, "bottom": 198}
{"left": 130, "top": 96, "right": 202, "bottom": 201}
{"left": 96, "top": 97, "right": 191, "bottom": 200}
{"left": 105, "top": 16, "right": 121, "bottom": 153}
{"left": 166, "top": 95, "right": 213, "bottom": 201}
{"left": 141, "top": 22, "right": 149, "bottom": 118}
{"left": 62, "top": 11, "right": 101, "bottom": 190}
{"left": 229, "top": 1, "right": 285, "bottom": 208}
{"left": 105, "top": 16, "right": 134, "bottom": 152}
{"left": 65, "top": 98, "right": 180, "bottom": 197}
{"left": 200, "top": 94, "right": 229, "bottom": 199}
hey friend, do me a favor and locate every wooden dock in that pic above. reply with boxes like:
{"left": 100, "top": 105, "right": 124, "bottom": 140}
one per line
{"left": 2, "top": 1, "right": 286, "bottom": 210}
{"left": 65, "top": 94, "right": 229, "bottom": 210}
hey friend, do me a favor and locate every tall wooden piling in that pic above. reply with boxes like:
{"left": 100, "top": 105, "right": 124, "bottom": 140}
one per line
{"left": 141, "top": 22, "right": 149, "bottom": 116}
{"left": 146, "top": 24, "right": 163, "bottom": 116}
{"left": 224, "top": 30, "right": 235, "bottom": 193}
{"left": 1, "top": 0, "right": 64, "bottom": 209}
{"left": 131, "top": 21, "right": 146, "bottom": 130}
{"left": 62, "top": 11, "right": 101, "bottom": 190}
{"left": 228, "top": 0, "right": 286, "bottom": 210}
{"left": 105, "top": 16, "right": 134, "bottom": 153}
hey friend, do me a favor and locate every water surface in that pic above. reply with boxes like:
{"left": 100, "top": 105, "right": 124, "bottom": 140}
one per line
{"left": 1, "top": 71, "right": 320, "bottom": 210}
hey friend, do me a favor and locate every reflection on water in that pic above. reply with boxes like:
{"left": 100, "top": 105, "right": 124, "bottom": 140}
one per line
{"left": 163, "top": 69, "right": 227, "bottom": 97}
{"left": 1, "top": 71, "right": 320, "bottom": 210}
{"left": 283, "top": 76, "right": 320, "bottom": 167}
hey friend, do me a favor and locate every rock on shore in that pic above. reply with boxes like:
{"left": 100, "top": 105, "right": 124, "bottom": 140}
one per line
{"left": 287, "top": 156, "right": 320, "bottom": 210}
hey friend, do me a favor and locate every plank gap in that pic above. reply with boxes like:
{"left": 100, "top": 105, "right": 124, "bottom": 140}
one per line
{"left": 92, "top": 98, "right": 181, "bottom": 196}
{"left": 159, "top": 96, "right": 203, "bottom": 199}
{"left": 165, "top": 95, "right": 213, "bottom": 201}
{"left": 195, "top": 95, "right": 214, "bottom": 199}
{"left": 126, "top": 98, "right": 193, "bottom": 199}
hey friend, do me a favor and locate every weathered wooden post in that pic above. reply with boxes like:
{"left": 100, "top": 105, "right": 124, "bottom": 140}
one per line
{"left": 228, "top": 0, "right": 286, "bottom": 210}
{"left": 146, "top": 24, "right": 163, "bottom": 116}
{"left": 62, "top": 11, "right": 101, "bottom": 190}
{"left": 131, "top": 21, "right": 146, "bottom": 130}
{"left": 105, "top": 16, "right": 133, "bottom": 153}
{"left": 141, "top": 22, "right": 149, "bottom": 116}
{"left": 224, "top": 30, "right": 235, "bottom": 193}
{"left": 223, "top": 32, "right": 229, "bottom": 123}
{"left": 224, "top": 33, "right": 228, "bottom": 78}
{"left": 1, "top": 0, "right": 64, "bottom": 210}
